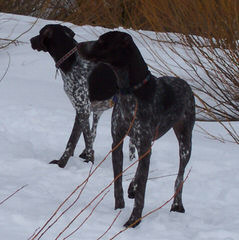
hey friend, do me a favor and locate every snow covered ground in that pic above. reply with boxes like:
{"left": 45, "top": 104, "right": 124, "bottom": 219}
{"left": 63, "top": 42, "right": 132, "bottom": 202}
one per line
{"left": 0, "top": 13, "right": 238, "bottom": 240}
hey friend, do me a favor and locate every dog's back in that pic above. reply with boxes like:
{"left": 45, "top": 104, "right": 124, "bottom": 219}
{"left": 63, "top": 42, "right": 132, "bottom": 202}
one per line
{"left": 155, "top": 76, "right": 195, "bottom": 121}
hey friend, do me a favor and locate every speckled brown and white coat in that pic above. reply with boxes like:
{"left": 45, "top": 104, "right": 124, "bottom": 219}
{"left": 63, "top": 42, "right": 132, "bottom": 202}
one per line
{"left": 30, "top": 25, "right": 136, "bottom": 168}
{"left": 78, "top": 31, "right": 195, "bottom": 227}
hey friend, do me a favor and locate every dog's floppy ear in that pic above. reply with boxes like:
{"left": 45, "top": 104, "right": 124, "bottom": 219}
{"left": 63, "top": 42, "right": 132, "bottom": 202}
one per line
{"left": 38, "top": 26, "right": 53, "bottom": 51}
{"left": 41, "top": 27, "right": 53, "bottom": 39}
{"left": 122, "top": 33, "right": 133, "bottom": 47}
{"left": 63, "top": 26, "right": 75, "bottom": 38}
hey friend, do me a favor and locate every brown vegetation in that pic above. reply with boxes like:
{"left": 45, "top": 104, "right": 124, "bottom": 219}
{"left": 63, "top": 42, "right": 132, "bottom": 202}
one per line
{"left": 1, "top": 0, "right": 239, "bottom": 143}
{"left": 136, "top": 0, "right": 239, "bottom": 143}
{"left": 1, "top": 0, "right": 238, "bottom": 39}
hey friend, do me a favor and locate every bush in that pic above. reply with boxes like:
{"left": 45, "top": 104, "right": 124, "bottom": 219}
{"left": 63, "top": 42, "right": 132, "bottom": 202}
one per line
{"left": 1, "top": 0, "right": 239, "bottom": 142}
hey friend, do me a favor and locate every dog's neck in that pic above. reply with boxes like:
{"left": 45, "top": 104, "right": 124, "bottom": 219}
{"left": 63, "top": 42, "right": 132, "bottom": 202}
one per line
{"left": 48, "top": 40, "right": 78, "bottom": 73}
{"left": 112, "top": 44, "right": 155, "bottom": 101}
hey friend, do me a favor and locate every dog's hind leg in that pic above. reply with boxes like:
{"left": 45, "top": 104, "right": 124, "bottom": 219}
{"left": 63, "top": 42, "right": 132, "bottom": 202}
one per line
{"left": 91, "top": 111, "right": 103, "bottom": 142}
{"left": 171, "top": 111, "right": 195, "bottom": 213}
{"left": 79, "top": 111, "right": 103, "bottom": 160}
{"left": 50, "top": 113, "right": 82, "bottom": 168}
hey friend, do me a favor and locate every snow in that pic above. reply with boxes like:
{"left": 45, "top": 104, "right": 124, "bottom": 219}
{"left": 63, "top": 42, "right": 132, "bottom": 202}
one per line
{"left": 0, "top": 13, "right": 239, "bottom": 240}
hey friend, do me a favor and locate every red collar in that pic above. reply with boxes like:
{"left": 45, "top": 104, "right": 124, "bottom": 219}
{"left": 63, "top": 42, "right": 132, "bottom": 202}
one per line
{"left": 55, "top": 46, "right": 78, "bottom": 69}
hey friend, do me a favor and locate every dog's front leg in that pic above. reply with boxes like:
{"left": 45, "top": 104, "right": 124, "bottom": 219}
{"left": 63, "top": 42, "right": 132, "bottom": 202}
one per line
{"left": 81, "top": 119, "right": 94, "bottom": 163}
{"left": 50, "top": 113, "right": 82, "bottom": 168}
{"left": 111, "top": 106, "right": 125, "bottom": 210}
{"left": 79, "top": 111, "right": 103, "bottom": 160}
{"left": 112, "top": 138, "right": 125, "bottom": 210}
{"left": 125, "top": 135, "right": 152, "bottom": 228}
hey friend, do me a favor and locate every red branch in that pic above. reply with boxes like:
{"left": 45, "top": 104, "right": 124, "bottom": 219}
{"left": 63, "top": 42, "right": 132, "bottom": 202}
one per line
{"left": 0, "top": 184, "right": 28, "bottom": 206}
{"left": 110, "top": 168, "right": 192, "bottom": 239}
{"left": 96, "top": 210, "right": 122, "bottom": 240}
{"left": 62, "top": 190, "right": 110, "bottom": 240}
{"left": 37, "top": 164, "right": 94, "bottom": 240}
{"left": 54, "top": 129, "right": 156, "bottom": 239}
{"left": 28, "top": 228, "right": 40, "bottom": 240}
{"left": 30, "top": 101, "right": 138, "bottom": 240}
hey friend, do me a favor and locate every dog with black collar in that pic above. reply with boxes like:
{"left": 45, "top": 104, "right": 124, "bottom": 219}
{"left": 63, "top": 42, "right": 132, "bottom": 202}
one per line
{"left": 78, "top": 31, "right": 195, "bottom": 227}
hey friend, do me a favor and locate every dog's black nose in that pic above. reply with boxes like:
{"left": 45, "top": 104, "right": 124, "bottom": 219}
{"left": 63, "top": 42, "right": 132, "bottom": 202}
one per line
{"left": 30, "top": 35, "right": 45, "bottom": 51}
{"left": 30, "top": 36, "right": 37, "bottom": 49}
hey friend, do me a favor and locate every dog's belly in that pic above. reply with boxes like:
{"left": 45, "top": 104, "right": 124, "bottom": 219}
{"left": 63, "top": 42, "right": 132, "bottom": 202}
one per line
{"left": 91, "top": 99, "right": 113, "bottom": 112}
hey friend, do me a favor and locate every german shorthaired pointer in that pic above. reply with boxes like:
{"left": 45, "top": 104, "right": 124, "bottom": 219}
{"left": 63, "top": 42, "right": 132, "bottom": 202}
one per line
{"left": 78, "top": 31, "right": 195, "bottom": 227}
{"left": 30, "top": 25, "right": 135, "bottom": 168}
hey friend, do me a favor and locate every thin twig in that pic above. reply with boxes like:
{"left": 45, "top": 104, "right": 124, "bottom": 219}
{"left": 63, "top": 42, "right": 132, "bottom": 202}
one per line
{"left": 37, "top": 163, "right": 94, "bottom": 240}
{"left": 110, "top": 168, "right": 192, "bottom": 239}
{"left": 56, "top": 121, "right": 159, "bottom": 239}
{"left": 1, "top": 18, "right": 38, "bottom": 49}
{"left": 0, "top": 184, "right": 28, "bottom": 206}
{"left": 62, "top": 190, "right": 110, "bottom": 240}
{"left": 0, "top": 52, "right": 10, "bottom": 82}
{"left": 55, "top": 139, "right": 154, "bottom": 240}
{"left": 96, "top": 210, "right": 122, "bottom": 240}
{"left": 30, "top": 100, "right": 138, "bottom": 240}
{"left": 28, "top": 228, "right": 40, "bottom": 240}
{"left": 126, "top": 173, "right": 177, "bottom": 181}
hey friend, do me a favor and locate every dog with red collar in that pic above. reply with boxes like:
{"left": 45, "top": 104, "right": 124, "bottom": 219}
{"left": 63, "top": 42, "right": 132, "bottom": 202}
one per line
{"left": 30, "top": 25, "right": 135, "bottom": 167}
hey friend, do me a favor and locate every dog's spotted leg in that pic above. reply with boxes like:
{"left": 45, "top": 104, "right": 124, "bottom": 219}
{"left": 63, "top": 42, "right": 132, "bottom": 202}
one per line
{"left": 79, "top": 111, "right": 103, "bottom": 160}
{"left": 81, "top": 120, "right": 94, "bottom": 163}
{"left": 171, "top": 114, "right": 194, "bottom": 213}
{"left": 112, "top": 139, "right": 125, "bottom": 210}
{"left": 91, "top": 111, "right": 103, "bottom": 143}
{"left": 125, "top": 135, "right": 152, "bottom": 228}
{"left": 170, "top": 135, "right": 191, "bottom": 212}
{"left": 50, "top": 113, "right": 81, "bottom": 168}
{"left": 111, "top": 106, "right": 126, "bottom": 210}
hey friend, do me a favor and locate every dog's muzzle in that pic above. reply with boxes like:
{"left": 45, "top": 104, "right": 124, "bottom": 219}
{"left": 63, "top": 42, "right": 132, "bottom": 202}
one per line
{"left": 30, "top": 36, "right": 47, "bottom": 52}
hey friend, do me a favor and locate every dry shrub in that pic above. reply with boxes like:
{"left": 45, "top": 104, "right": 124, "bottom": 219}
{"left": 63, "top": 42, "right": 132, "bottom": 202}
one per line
{"left": 65, "top": 0, "right": 144, "bottom": 29}
{"left": 0, "top": 0, "right": 77, "bottom": 19}
{"left": 1, "top": 0, "right": 238, "bottom": 42}
{"left": 1, "top": 0, "right": 239, "bottom": 143}
{"left": 138, "top": 0, "right": 239, "bottom": 143}
{"left": 140, "top": 0, "right": 239, "bottom": 42}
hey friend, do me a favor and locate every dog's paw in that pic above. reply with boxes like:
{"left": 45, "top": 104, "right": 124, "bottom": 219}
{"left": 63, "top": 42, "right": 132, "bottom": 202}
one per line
{"left": 79, "top": 149, "right": 94, "bottom": 163}
{"left": 49, "top": 160, "right": 66, "bottom": 168}
{"left": 79, "top": 150, "right": 87, "bottom": 159}
{"left": 124, "top": 216, "right": 141, "bottom": 228}
{"left": 83, "top": 156, "right": 94, "bottom": 164}
{"left": 170, "top": 203, "right": 185, "bottom": 213}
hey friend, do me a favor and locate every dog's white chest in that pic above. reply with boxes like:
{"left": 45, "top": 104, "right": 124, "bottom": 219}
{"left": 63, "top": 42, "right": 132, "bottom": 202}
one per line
{"left": 61, "top": 69, "right": 90, "bottom": 115}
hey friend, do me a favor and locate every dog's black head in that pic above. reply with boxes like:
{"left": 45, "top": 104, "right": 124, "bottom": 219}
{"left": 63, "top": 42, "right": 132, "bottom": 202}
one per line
{"left": 78, "top": 31, "right": 155, "bottom": 101}
{"left": 78, "top": 31, "right": 134, "bottom": 67}
{"left": 30, "top": 24, "right": 76, "bottom": 72}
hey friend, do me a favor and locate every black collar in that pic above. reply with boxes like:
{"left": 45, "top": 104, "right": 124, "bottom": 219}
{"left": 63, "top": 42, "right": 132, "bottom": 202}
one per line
{"left": 119, "top": 73, "right": 151, "bottom": 95}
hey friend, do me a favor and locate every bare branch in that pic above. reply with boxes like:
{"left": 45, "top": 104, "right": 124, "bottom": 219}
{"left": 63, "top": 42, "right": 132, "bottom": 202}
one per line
{"left": 0, "top": 52, "right": 10, "bottom": 82}
{"left": 0, "top": 185, "right": 28, "bottom": 206}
